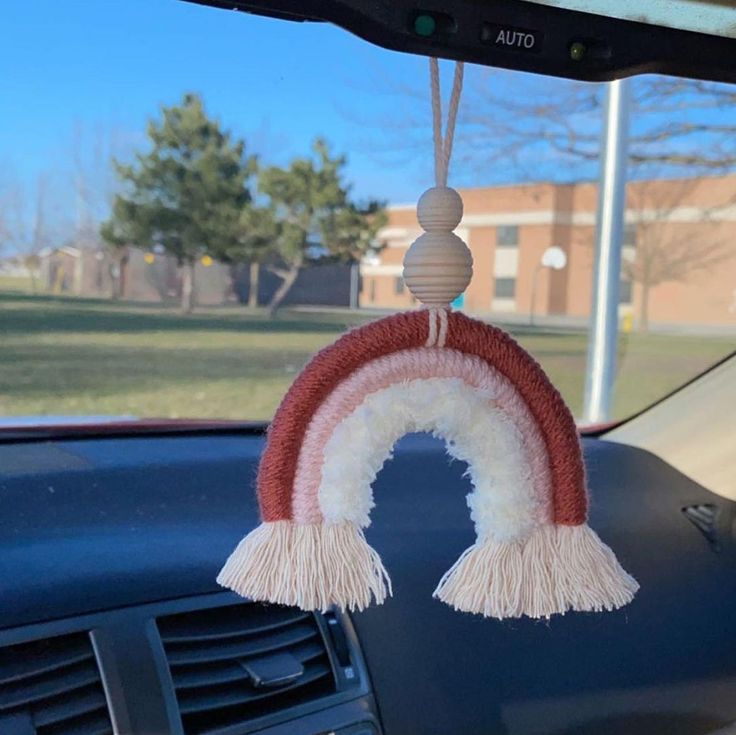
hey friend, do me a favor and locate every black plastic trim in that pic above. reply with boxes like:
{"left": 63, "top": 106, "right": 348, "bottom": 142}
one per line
{"left": 184, "top": 0, "right": 736, "bottom": 83}
{"left": 0, "top": 421, "right": 267, "bottom": 444}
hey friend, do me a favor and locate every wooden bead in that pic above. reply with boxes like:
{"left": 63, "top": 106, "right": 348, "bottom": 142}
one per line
{"left": 404, "top": 232, "right": 473, "bottom": 306}
{"left": 404, "top": 186, "right": 472, "bottom": 307}
{"left": 417, "top": 186, "right": 463, "bottom": 232}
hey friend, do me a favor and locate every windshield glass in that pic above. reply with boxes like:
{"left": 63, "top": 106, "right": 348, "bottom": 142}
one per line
{"left": 1, "top": 0, "right": 734, "bottom": 425}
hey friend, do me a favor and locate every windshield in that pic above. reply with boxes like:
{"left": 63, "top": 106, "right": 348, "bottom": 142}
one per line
{"left": 1, "top": 0, "right": 734, "bottom": 426}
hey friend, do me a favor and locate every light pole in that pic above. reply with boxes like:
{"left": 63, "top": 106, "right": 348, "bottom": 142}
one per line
{"left": 583, "top": 78, "right": 631, "bottom": 425}
{"left": 529, "top": 246, "right": 567, "bottom": 327}
{"left": 349, "top": 262, "right": 360, "bottom": 309}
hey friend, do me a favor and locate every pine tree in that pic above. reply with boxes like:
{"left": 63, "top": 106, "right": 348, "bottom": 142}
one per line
{"left": 101, "top": 93, "right": 252, "bottom": 312}
{"left": 259, "top": 138, "right": 385, "bottom": 316}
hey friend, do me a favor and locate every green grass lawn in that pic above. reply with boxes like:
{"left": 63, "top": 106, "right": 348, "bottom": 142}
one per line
{"left": 0, "top": 290, "right": 732, "bottom": 421}
{"left": 0, "top": 276, "right": 35, "bottom": 292}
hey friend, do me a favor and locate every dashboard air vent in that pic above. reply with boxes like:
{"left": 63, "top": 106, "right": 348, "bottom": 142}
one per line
{"left": 157, "top": 603, "right": 337, "bottom": 734}
{"left": 0, "top": 632, "right": 112, "bottom": 735}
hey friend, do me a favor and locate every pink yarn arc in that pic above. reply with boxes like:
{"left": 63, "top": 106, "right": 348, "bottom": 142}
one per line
{"left": 292, "top": 347, "right": 552, "bottom": 525}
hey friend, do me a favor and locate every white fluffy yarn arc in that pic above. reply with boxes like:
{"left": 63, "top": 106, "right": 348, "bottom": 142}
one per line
{"left": 403, "top": 59, "right": 473, "bottom": 308}
{"left": 317, "top": 377, "right": 540, "bottom": 541}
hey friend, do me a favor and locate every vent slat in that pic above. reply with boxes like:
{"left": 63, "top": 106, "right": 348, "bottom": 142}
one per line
{"left": 0, "top": 664, "right": 101, "bottom": 710}
{"left": 172, "top": 640, "right": 327, "bottom": 690}
{"left": 177, "top": 661, "right": 332, "bottom": 715}
{"left": 32, "top": 689, "right": 109, "bottom": 728}
{"left": 158, "top": 602, "right": 339, "bottom": 734}
{"left": 166, "top": 624, "right": 318, "bottom": 666}
{"left": 0, "top": 632, "right": 113, "bottom": 735}
{"left": 0, "top": 640, "right": 94, "bottom": 686}
{"left": 160, "top": 612, "right": 311, "bottom": 644}
{"left": 158, "top": 604, "right": 308, "bottom": 640}
{"left": 41, "top": 710, "right": 114, "bottom": 735}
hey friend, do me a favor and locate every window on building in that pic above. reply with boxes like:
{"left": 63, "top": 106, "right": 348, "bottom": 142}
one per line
{"left": 624, "top": 223, "right": 637, "bottom": 247}
{"left": 494, "top": 277, "right": 516, "bottom": 299}
{"left": 497, "top": 225, "right": 519, "bottom": 247}
{"left": 369, "top": 278, "right": 376, "bottom": 303}
{"left": 620, "top": 278, "right": 633, "bottom": 305}
{"left": 394, "top": 276, "right": 405, "bottom": 295}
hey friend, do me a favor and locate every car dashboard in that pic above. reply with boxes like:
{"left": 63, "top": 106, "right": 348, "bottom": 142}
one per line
{"left": 1, "top": 428, "right": 735, "bottom": 735}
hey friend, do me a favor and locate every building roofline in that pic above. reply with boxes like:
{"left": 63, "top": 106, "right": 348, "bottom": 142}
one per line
{"left": 38, "top": 246, "right": 82, "bottom": 257}
{"left": 387, "top": 171, "right": 736, "bottom": 210}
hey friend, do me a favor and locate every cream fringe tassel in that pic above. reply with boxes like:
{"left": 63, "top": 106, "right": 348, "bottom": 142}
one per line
{"left": 217, "top": 521, "right": 392, "bottom": 612}
{"left": 433, "top": 524, "right": 639, "bottom": 619}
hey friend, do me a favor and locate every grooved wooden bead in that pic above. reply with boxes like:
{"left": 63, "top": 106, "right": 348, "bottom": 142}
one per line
{"left": 417, "top": 186, "right": 463, "bottom": 232}
{"left": 404, "top": 232, "right": 473, "bottom": 306}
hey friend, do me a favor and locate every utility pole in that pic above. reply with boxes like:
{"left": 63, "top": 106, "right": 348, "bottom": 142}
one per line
{"left": 583, "top": 78, "right": 631, "bottom": 424}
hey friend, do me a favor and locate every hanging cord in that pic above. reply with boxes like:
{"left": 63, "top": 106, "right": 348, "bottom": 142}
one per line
{"left": 424, "top": 58, "right": 464, "bottom": 347}
{"left": 425, "top": 306, "right": 449, "bottom": 348}
{"left": 429, "top": 58, "right": 464, "bottom": 187}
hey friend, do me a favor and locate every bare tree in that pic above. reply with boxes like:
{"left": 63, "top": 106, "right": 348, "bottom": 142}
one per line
{"left": 70, "top": 121, "right": 124, "bottom": 240}
{"left": 0, "top": 172, "right": 54, "bottom": 291}
{"left": 455, "top": 73, "right": 736, "bottom": 177}
{"left": 25, "top": 173, "right": 54, "bottom": 291}
{"left": 71, "top": 121, "right": 131, "bottom": 298}
{"left": 362, "top": 69, "right": 736, "bottom": 183}
{"left": 0, "top": 175, "right": 23, "bottom": 255}
{"left": 623, "top": 178, "right": 735, "bottom": 331}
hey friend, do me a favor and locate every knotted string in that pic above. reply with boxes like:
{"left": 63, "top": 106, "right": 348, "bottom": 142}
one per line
{"left": 425, "top": 307, "right": 449, "bottom": 348}
{"left": 429, "top": 58, "right": 464, "bottom": 187}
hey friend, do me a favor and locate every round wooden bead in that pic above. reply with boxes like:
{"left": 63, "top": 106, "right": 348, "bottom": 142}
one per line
{"left": 417, "top": 186, "right": 463, "bottom": 232}
{"left": 403, "top": 232, "right": 473, "bottom": 306}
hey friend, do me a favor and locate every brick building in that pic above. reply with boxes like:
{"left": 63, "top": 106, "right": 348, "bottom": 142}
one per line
{"left": 362, "top": 175, "right": 736, "bottom": 327}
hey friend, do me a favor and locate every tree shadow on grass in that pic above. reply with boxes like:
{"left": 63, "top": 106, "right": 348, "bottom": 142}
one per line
{"left": 0, "top": 292, "right": 370, "bottom": 337}
{"left": 0, "top": 342, "right": 318, "bottom": 401}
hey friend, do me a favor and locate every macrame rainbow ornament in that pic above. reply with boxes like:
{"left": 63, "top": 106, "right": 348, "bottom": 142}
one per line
{"left": 218, "top": 60, "right": 638, "bottom": 619}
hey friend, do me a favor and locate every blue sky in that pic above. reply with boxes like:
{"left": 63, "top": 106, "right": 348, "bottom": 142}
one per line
{"left": 1, "top": 0, "right": 614, "bottom": 210}
{"left": 2, "top": 0, "right": 730, "bottom": 224}
{"left": 1, "top": 0, "right": 458, "bottom": 205}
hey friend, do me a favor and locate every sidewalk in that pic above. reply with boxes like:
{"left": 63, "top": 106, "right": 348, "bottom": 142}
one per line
{"left": 292, "top": 305, "right": 736, "bottom": 337}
